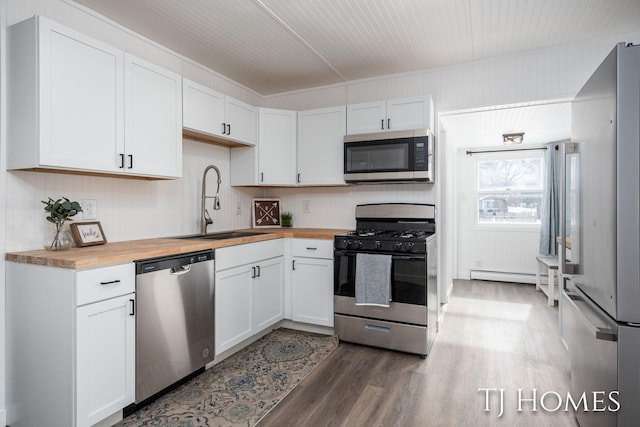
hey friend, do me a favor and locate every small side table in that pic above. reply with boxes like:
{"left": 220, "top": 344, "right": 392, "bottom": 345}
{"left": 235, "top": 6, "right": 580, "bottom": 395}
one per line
{"left": 536, "top": 256, "right": 559, "bottom": 306}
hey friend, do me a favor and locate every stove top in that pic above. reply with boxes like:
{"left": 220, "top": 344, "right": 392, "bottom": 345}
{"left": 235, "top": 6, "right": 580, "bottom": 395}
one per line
{"left": 335, "top": 203, "right": 436, "bottom": 254}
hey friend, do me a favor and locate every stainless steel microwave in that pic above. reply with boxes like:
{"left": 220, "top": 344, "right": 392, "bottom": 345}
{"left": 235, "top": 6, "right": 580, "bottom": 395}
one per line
{"left": 343, "top": 128, "right": 434, "bottom": 183}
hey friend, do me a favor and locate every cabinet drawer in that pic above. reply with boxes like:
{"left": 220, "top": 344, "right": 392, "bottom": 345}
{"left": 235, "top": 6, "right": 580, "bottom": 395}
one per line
{"left": 216, "top": 239, "right": 284, "bottom": 271}
{"left": 292, "top": 239, "right": 333, "bottom": 259}
{"left": 76, "top": 263, "right": 135, "bottom": 306}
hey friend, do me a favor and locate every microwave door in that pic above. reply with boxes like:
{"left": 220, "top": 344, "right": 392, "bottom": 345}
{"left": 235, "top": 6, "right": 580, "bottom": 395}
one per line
{"left": 344, "top": 139, "right": 411, "bottom": 173}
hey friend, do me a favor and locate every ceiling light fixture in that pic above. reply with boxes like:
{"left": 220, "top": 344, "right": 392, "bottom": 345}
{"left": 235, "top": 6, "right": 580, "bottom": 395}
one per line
{"left": 502, "top": 132, "right": 524, "bottom": 145}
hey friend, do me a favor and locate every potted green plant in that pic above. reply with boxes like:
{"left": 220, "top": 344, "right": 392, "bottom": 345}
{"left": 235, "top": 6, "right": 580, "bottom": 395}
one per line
{"left": 42, "top": 197, "right": 83, "bottom": 251}
{"left": 281, "top": 211, "right": 293, "bottom": 227}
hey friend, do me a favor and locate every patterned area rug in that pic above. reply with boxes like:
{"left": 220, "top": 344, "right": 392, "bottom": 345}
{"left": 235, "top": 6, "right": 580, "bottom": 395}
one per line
{"left": 117, "top": 328, "right": 339, "bottom": 427}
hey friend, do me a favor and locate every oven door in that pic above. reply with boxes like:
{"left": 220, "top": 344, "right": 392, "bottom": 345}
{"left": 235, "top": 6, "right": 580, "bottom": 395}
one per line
{"left": 334, "top": 250, "right": 427, "bottom": 305}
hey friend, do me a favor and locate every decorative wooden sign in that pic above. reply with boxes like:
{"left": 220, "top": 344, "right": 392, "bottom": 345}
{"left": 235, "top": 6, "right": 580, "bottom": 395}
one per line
{"left": 252, "top": 199, "right": 281, "bottom": 228}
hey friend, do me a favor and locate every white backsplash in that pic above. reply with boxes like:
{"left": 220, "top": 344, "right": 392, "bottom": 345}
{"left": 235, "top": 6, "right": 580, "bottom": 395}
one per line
{"left": 265, "top": 183, "right": 436, "bottom": 230}
{"left": 5, "top": 140, "right": 261, "bottom": 251}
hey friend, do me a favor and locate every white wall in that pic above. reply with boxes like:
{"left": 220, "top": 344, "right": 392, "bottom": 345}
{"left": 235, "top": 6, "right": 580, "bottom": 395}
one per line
{"left": 454, "top": 148, "right": 545, "bottom": 282}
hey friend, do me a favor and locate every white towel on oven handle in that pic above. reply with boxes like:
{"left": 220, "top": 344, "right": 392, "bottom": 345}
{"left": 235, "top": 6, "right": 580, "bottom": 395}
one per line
{"left": 355, "top": 253, "right": 392, "bottom": 307}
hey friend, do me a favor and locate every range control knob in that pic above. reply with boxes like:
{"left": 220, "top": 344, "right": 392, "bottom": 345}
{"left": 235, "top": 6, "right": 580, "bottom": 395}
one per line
{"left": 393, "top": 242, "right": 403, "bottom": 251}
{"left": 404, "top": 242, "right": 415, "bottom": 252}
{"left": 356, "top": 240, "right": 364, "bottom": 249}
{"left": 345, "top": 240, "right": 353, "bottom": 249}
{"left": 375, "top": 240, "right": 382, "bottom": 249}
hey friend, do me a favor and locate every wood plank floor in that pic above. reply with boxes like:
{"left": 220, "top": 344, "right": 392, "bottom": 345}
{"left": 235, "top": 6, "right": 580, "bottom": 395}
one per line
{"left": 259, "top": 280, "right": 579, "bottom": 427}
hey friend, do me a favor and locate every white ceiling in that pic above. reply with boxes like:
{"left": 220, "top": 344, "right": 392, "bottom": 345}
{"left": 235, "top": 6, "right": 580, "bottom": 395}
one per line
{"left": 441, "top": 101, "right": 571, "bottom": 148}
{"left": 72, "top": 0, "right": 640, "bottom": 95}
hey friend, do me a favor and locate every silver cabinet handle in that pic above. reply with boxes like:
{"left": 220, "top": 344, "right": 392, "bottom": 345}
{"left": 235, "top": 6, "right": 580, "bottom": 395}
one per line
{"left": 560, "top": 142, "right": 580, "bottom": 275}
{"left": 565, "top": 289, "right": 617, "bottom": 341}
{"left": 365, "top": 324, "right": 390, "bottom": 332}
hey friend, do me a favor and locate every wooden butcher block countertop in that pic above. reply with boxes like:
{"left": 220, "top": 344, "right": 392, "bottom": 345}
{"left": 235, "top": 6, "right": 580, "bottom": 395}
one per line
{"left": 5, "top": 228, "right": 348, "bottom": 270}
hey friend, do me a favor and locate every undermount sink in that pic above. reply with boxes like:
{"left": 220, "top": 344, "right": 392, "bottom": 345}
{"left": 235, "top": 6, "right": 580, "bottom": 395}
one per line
{"left": 176, "top": 231, "right": 268, "bottom": 240}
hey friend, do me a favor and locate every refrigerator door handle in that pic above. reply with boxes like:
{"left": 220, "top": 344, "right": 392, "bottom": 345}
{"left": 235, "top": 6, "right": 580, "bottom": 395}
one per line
{"left": 565, "top": 288, "right": 618, "bottom": 342}
{"left": 560, "top": 142, "right": 581, "bottom": 275}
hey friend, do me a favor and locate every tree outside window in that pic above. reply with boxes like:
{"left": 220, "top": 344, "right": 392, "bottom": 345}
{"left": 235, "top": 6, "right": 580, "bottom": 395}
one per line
{"left": 477, "top": 155, "right": 543, "bottom": 224}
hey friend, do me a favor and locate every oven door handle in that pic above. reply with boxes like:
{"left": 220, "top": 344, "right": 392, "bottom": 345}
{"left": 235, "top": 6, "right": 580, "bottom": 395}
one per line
{"left": 391, "top": 255, "right": 426, "bottom": 261}
{"left": 334, "top": 250, "right": 425, "bottom": 261}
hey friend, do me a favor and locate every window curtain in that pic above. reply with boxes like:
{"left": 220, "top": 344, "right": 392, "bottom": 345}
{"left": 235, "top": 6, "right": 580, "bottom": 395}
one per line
{"left": 539, "top": 143, "right": 560, "bottom": 255}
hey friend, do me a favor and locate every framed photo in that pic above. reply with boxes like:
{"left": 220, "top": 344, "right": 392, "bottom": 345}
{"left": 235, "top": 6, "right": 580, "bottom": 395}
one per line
{"left": 252, "top": 199, "right": 281, "bottom": 228}
{"left": 70, "top": 221, "right": 107, "bottom": 247}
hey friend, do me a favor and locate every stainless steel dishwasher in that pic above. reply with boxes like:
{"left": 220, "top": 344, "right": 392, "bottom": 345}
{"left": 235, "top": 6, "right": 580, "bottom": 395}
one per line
{"left": 135, "top": 250, "right": 214, "bottom": 403}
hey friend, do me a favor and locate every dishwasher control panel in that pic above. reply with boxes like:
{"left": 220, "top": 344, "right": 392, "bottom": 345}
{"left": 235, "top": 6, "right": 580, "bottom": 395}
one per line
{"left": 136, "top": 250, "right": 214, "bottom": 274}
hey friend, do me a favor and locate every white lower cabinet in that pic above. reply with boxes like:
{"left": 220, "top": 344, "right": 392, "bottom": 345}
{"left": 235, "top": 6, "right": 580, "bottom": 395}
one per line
{"left": 76, "top": 293, "right": 135, "bottom": 426}
{"left": 291, "top": 239, "right": 334, "bottom": 327}
{"left": 6, "top": 262, "right": 135, "bottom": 427}
{"left": 215, "top": 264, "right": 254, "bottom": 353}
{"left": 215, "top": 239, "right": 285, "bottom": 355}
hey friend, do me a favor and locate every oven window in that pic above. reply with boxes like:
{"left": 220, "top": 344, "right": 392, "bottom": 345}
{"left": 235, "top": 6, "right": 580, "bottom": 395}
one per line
{"left": 334, "top": 251, "right": 426, "bottom": 305}
{"left": 345, "top": 141, "right": 410, "bottom": 172}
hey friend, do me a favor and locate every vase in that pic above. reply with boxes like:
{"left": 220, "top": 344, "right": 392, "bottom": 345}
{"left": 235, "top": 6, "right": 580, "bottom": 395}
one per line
{"left": 43, "top": 223, "right": 74, "bottom": 251}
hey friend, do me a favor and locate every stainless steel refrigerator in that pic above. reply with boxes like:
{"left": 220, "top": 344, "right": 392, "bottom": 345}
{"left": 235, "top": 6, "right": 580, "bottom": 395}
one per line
{"left": 561, "top": 42, "right": 640, "bottom": 427}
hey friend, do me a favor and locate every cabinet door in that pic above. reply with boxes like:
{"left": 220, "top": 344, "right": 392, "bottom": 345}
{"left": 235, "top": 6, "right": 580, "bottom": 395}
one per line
{"left": 292, "top": 257, "right": 334, "bottom": 327}
{"left": 124, "top": 54, "right": 182, "bottom": 178}
{"left": 38, "top": 17, "right": 124, "bottom": 172}
{"left": 297, "top": 106, "right": 346, "bottom": 185}
{"left": 258, "top": 108, "right": 297, "bottom": 185}
{"left": 225, "top": 96, "right": 257, "bottom": 146}
{"left": 254, "top": 257, "right": 285, "bottom": 331}
{"left": 182, "top": 78, "right": 226, "bottom": 138}
{"left": 215, "top": 265, "right": 254, "bottom": 355}
{"left": 346, "top": 100, "right": 386, "bottom": 134}
{"left": 386, "top": 96, "right": 431, "bottom": 132}
{"left": 76, "top": 294, "right": 135, "bottom": 427}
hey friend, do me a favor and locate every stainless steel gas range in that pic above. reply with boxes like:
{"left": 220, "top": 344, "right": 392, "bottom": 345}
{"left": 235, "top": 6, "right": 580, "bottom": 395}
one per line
{"left": 334, "top": 203, "right": 437, "bottom": 357}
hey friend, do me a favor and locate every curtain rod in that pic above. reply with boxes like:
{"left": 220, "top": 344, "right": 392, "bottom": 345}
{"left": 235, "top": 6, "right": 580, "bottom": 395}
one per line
{"left": 466, "top": 147, "right": 548, "bottom": 156}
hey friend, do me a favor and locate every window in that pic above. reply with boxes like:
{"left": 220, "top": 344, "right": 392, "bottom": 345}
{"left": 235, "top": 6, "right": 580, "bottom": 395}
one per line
{"left": 476, "top": 154, "right": 543, "bottom": 224}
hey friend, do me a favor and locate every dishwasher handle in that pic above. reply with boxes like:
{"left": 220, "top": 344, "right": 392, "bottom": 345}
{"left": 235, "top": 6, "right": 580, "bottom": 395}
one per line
{"left": 135, "top": 250, "right": 214, "bottom": 275}
{"left": 170, "top": 264, "right": 192, "bottom": 275}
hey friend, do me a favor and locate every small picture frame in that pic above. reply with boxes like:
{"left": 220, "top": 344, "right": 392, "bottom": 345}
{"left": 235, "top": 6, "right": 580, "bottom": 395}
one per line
{"left": 70, "top": 221, "right": 107, "bottom": 247}
{"left": 252, "top": 199, "right": 281, "bottom": 228}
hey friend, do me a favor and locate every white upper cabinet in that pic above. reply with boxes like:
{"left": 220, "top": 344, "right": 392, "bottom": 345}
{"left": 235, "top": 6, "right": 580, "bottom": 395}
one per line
{"left": 297, "top": 106, "right": 346, "bottom": 186}
{"left": 124, "top": 54, "right": 182, "bottom": 178}
{"left": 182, "top": 78, "right": 257, "bottom": 146}
{"left": 345, "top": 100, "right": 386, "bottom": 135}
{"left": 230, "top": 107, "right": 296, "bottom": 186}
{"left": 8, "top": 16, "right": 124, "bottom": 174}
{"left": 225, "top": 96, "right": 257, "bottom": 146}
{"left": 7, "top": 16, "right": 182, "bottom": 179}
{"left": 182, "top": 79, "right": 226, "bottom": 138}
{"left": 346, "top": 96, "right": 434, "bottom": 135}
{"left": 259, "top": 108, "right": 297, "bottom": 185}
